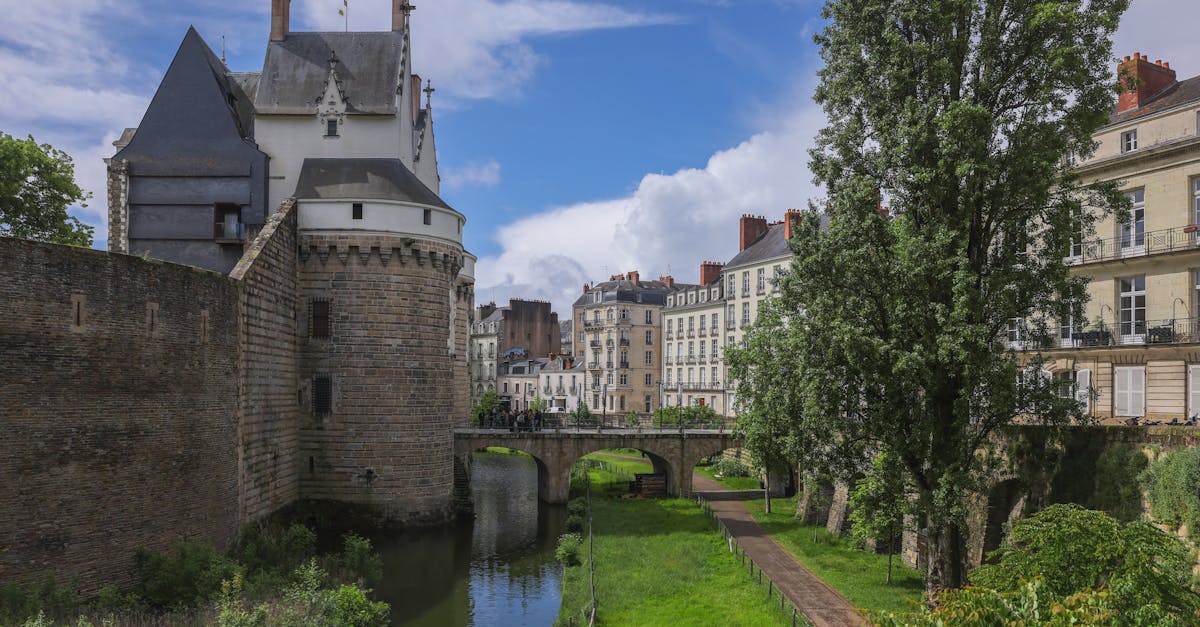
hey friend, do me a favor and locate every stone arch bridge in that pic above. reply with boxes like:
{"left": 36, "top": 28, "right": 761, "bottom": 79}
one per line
{"left": 453, "top": 429, "right": 739, "bottom": 503}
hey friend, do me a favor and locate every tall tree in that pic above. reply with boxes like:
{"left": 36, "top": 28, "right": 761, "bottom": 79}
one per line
{"left": 734, "top": 0, "right": 1129, "bottom": 594}
{"left": 0, "top": 133, "right": 93, "bottom": 246}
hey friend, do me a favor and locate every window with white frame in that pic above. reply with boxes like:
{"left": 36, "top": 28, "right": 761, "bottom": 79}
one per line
{"left": 757, "top": 268, "right": 765, "bottom": 293}
{"left": 645, "top": 330, "right": 653, "bottom": 344}
{"left": 1120, "top": 129, "right": 1138, "bottom": 153}
{"left": 1114, "top": 366, "right": 1145, "bottom": 417}
{"left": 1189, "top": 365, "right": 1200, "bottom": 418}
{"left": 1193, "top": 178, "right": 1200, "bottom": 226}
{"left": 1120, "top": 190, "right": 1145, "bottom": 250}
{"left": 644, "top": 310, "right": 653, "bottom": 324}
{"left": 1119, "top": 275, "right": 1146, "bottom": 339}
{"left": 1075, "top": 369, "right": 1091, "bottom": 415}
{"left": 741, "top": 272, "right": 749, "bottom": 295}
{"left": 645, "top": 350, "right": 653, "bottom": 365}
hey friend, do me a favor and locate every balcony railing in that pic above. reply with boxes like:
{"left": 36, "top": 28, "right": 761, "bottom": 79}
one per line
{"left": 687, "top": 329, "right": 695, "bottom": 338}
{"left": 741, "top": 317, "right": 751, "bottom": 327}
{"left": 1066, "top": 225, "right": 1200, "bottom": 266}
{"left": 588, "top": 361, "right": 599, "bottom": 369}
{"left": 606, "top": 339, "right": 615, "bottom": 347}
{"left": 698, "top": 327, "right": 706, "bottom": 337}
{"left": 1016, "top": 318, "right": 1200, "bottom": 350}
{"left": 619, "top": 338, "right": 630, "bottom": 346}
{"left": 665, "top": 357, "right": 673, "bottom": 366}
{"left": 710, "top": 354, "right": 720, "bottom": 364}
{"left": 584, "top": 319, "right": 603, "bottom": 329}
{"left": 666, "top": 331, "right": 674, "bottom": 340}
{"left": 685, "top": 355, "right": 697, "bottom": 364}
{"left": 619, "top": 361, "right": 630, "bottom": 369}
{"left": 726, "top": 320, "right": 736, "bottom": 330}
{"left": 589, "top": 340, "right": 601, "bottom": 348}
{"left": 710, "top": 325, "right": 719, "bottom": 335}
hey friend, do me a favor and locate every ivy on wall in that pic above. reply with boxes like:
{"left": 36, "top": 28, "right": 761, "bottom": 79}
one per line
{"left": 1141, "top": 448, "right": 1200, "bottom": 542}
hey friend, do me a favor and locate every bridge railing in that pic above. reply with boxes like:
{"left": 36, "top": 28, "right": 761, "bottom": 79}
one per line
{"left": 466, "top": 413, "right": 732, "bottom": 433}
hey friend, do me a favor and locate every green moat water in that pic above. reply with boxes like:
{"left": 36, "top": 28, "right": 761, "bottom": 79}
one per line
{"left": 366, "top": 452, "right": 566, "bottom": 626}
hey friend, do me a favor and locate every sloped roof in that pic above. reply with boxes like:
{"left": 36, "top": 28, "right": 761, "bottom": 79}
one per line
{"left": 293, "top": 158, "right": 451, "bottom": 209}
{"left": 255, "top": 32, "right": 402, "bottom": 115}
{"left": 1112, "top": 75, "right": 1200, "bottom": 124}
{"left": 726, "top": 224, "right": 791, "bottom": 269}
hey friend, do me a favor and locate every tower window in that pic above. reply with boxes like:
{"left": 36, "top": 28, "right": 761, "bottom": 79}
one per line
{"left": 311, "top": 300, "right": 330, "bottom": 338}
{"left": 352, "top": 203, "right": 363, "bottom": 220}
{"left": 326, "top": 119, "right": 339, "bottom": 137}
{"left": 313, "top": 376, "right": 333, "bottom": 416}
{"left": 423, "top": 209, "right": 432, "bottom": 225}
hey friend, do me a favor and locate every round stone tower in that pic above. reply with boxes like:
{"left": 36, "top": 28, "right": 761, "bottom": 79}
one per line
{"left": 294, "top": 158, "right": 473, "bottom": 525}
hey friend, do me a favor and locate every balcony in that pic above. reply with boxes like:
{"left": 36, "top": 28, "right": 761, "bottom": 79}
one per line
{"left": 1019, "top": 318, "right": 1200, "bottom": 350}
{"left": 584, "top": 319, "right": 603, "bottom": 329}
{"left": 726, "top": 320, "right": 736, "bottom": 330}
{"left": 1065, "top": 225, "right": 1200, "bottom": 266}
{"left": 588, "top": 361, "right": 599, "bottom": 369}
{"left": 605, "top": 362, "right": 614, "bottom": 369}
{"left": 686, "top": 355, "right": 697, "bottom": 364}
{"left": 619, "top": 361, "right": 630, "bottom": 369}
{"left": 664, "top": 356, "right": 673, "bottom": 366}
{"left": 710, "top": 325, "right": 719, "bottom": 335}
{"left": 619, "top": 338, "right": 630, "bottom": 347}
{"left": 698, "top": 327, "right": 706, "bottom": 337}
{"left": 589, "top": 340, "right": 602, "bottom": 348}
{"left": 555, "top": 385, "right": 566, "bottom": 395}
{"left": 214, "top": 222, "right": 245, "bottom": 243}
{"left": 698, "top": 354, "right": 707, "bottom": 363}
{"left": 710, "top": 354, "right": 720, "bottom": 364}
{"left": 543, "top": 385, "right": 553, "bottom": 395}
{"left": 740, "top": 317, "right": 751, "bottom": 327}
{"left": 606, "top": 339, "right": 615, "bottom": 348}
{"left": 666, "top": 331, "right": 674, "bottom": 340}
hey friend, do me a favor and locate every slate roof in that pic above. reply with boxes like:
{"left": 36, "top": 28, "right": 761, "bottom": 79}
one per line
{"left": 293, "top": 158, "right": 452, "bottom": 209}
{"left": 1112, "top": 75, "right": 1200, "bottom": 124}
{"left": 255, "top": 32, "right": 402, "bottom": 115}
{"left": 725, "top": 214, "right": 829, "bottom": 269}
{"left": 571, "top": 278, "right": 686, "bottom": 308}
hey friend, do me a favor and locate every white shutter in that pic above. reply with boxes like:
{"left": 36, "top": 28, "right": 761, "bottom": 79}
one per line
{"left": 1115, "top": 367, "right": 1130, "bottom": 416}
{"left": 1132, "top": 367, "right": 1145, "bottom": 417}
{"left": 1116, "top": 366, "right": 1145, "bottom": 417}
{"left": 1075, "top": 369, "right": 1091, "bottom": 415}
{"left": 1189, "top": 365, "right": 1200, "bottom": 419}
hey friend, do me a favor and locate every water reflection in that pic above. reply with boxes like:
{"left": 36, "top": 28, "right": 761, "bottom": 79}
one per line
{"left": 367, "top": 452, "right": 566, "bottom": 626}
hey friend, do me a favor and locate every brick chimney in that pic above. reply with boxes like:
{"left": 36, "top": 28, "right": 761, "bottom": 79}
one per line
{"left": 1118, "top": 52, "right": 1177, "bottom": 114}
{"left": 658, "top": 275, "right": 674, "bottom": 288}
{"left": 739, "top": 214, "right": 769, "bottom": 251}
{"left": 411, "top": 74, "right": 422, "bottom": 123}
{"left": 582, "top": 283, "right": 590, "bottom": 293}
{"left": 699, "top": 261, "right": 724, "bottom": 285}
{"left": 392, "top": 0, "right": 413, "bottom": 31}
{"left": 610, "top": 273, "right": 625, "bottom": 281}
{"left": 628, "top": 270, "right": 640, "bottom": 286}
{"left": 783, "top": 209, "right": 803, "bottom": 240}
{"left": 270, "top": 0, "right": 291, "bottom": 42}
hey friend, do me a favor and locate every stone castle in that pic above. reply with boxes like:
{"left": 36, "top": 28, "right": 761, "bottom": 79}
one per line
{"left": 1, "top": 0, "right": 474, "bottom": 591}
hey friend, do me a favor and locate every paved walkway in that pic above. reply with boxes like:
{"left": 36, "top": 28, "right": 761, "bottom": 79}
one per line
{"left": 693, "top": 474, "right": 865, "bottom": 627}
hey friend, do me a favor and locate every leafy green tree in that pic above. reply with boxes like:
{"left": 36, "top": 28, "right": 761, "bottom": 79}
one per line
{"left": 0, "top": 133, "right": 93, "bottom": 246}
{"left": 972, "top": 504, "right": 1200, "bottom": 624}
{"left": 848, "top": 451, "right": 910, "bottom": 584}
{"left": 732, "top": 0, "right": 1128, "bottom": 591}
{"left": 875, "top": 578, "right": 1119, "bottom": 626}
{"left": 530, "top": 395, "right": 548, "bottom": 414}
{"left": 1141, "top": 447, "right": 1200, "bottom": 541}
{"left": 470, "top": 389, "right": 499, "bottom": 426}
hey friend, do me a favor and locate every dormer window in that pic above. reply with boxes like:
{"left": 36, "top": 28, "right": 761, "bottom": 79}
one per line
{"left": 214, "top": 203, "right": 243, "bottom": 242}
{"left": 1121, "top": 129, "right": 1138, "bottom": 153}
{"left": 326, "top": 119, "right": 339, "bottom": 137}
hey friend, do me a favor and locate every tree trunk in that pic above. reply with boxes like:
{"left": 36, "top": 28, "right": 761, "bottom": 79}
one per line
{"left": 926, "top": 520, "right": 968, "bottom": 598}
{"left": 886, "top": 524, "right": 895, "bottom": 585}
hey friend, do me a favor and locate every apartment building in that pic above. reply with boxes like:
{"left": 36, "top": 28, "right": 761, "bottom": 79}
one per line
{"left": 496, "top": 357, "right": 548, "bottom": 412}
{"left": 1023, "top": 53, "right": 1200, "bottom": 425}
{"left": 539, "top": 355, "right": 585, "bottom": 412}
{"left": 571, "top": 271, "right": 675, "bottom": 416}
{"left": 468, "top": 299, "right": 561, "bottom": 408}
{"left": 662, "top": 262, "right": 729, "bottom": 413}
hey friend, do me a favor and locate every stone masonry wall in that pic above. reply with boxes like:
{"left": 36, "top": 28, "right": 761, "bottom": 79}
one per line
{"left": 0, "top": 239, "right": 240, "bottom": 592}
{"left": 231, "top": 201, "right": 300, "bottom": 523}
{"left": 297, "top": 234, "right": 465, "bottom": 525}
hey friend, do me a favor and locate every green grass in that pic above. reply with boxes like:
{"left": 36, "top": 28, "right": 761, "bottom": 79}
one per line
{"left": 604, "top": 448, "right": 645, "bottom": 457}
{"left": 744, "top": 496, "right": 925, "bottom": 615}
{"left": 584, "top": 452, "right": 654, "bottom": 475}
{"left": 556, "top": 461, "right": 792, "bottom": 626}
{"left": 694, "top": 465, "right": 763, "bottom": 491}
{"left": 478, "top": 446, "right": 531, "bottom": 456}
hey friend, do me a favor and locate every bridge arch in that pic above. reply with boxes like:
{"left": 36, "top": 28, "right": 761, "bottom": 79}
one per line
{"left": 453, "top": 430, "right": 738, "bottom": 504}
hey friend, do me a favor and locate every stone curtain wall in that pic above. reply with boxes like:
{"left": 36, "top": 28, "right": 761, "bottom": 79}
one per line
{"left": 297, "top": 235, "right": 463, "bottom": 525}
{"left": 0, "top": 239, "right": 240, "bottom": 592}
{"left": 231, "top": 201, "right": 301, "bottom": 523}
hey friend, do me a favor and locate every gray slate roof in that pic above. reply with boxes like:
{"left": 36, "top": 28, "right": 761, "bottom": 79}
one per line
{"left": 255, "top": 32, "right": 402, "bottom": 115}
{"left": 725, "top": 214, "right": 829, "bottom": 269}
{"left": 294, "top": 158, "right": 451, "bottom": 209}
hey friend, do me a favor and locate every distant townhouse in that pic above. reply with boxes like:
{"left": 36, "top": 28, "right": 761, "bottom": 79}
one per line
{"left": 539, "top": 355, "right": 585, "bottom": 413}
{"left": 571, "top": 271, "right": 675, "bottom": 416}
{"left": 497, "top": 357, "right": 548, "bottom": 413}
{"left": 662, "top": 262, "right": 729, "bottom": 413}
{"left": 468, "top": 299, "right": 560, "bottom": 408}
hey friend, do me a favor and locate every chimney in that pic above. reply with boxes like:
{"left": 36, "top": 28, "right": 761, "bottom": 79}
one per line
{"left": 699, "top": 261, "right": 724, "bottom": 285}
{"left": 270, "top": 0, "right": 291, "bottom": 42}
{"left": 783, "top": 209, "right": 803, "bottom": 240}
{"left": 658, "top": 275, "right": 674, "bottom": 288}
{"left": 628, "top": 270, "right": 640, "bottom": 286}
{"left": 739, "top": 214, "right": 769, "bottom": 251}
{"left": 610, "top": 273, "right": 625, "bottom": 281}
{"left": 583, "top": 283, "right": 590, "bottom": 293}
{"left": 391, "top": 0, "right": 412, "bottom": 32}
{"left": 1117, "top": 52, "right": 1177, "bottom": 114}
{"left": 411, "top": 74, "right": 422, "bottom": 123}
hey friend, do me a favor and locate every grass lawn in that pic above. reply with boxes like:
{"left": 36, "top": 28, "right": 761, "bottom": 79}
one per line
{"left": 694, "top": 464, "right": 763, "bottom": 491}
{"left": 744, "top": 496, "right": 925, "bottom": 616}
{"left": 478, "top": 446, "right": 531, "bottom": 456}
{"left": 557, "top": 460, "right": 792, "bottom": 626}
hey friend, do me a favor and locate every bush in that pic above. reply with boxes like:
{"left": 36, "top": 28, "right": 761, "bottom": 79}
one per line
{"left": 1089, "top": 444, "right": 1148, "bottom": 522}
{"left": 323, "top": 585, "right": 389, "bottom": 627}
{"left": 338, "top": 534, "right": 383, "bottom": 588}
{"left": 711, "top": 456, "right": 751, "bottom": 478}
{"left": 653, "top": 405, "right": 722, "bottom": 429}
{"left": 135, "top": 541, "right": 237, "bottom": 609}
{"left": 567, "top": 498, "right": 587, "bottom": 518}
{"left": 0, "top": 577, "right": 82, "bottom": 624}
{"left": 1141, "top": 447, "right": 1200, "bottom": 541}
{"left": 565, "top": 514, "right": 584, "bottom": 534}
{"left": 217, "top": 573, "right": 270, "bottom": 627}
{"left": 555, "top": 533, "right": 583, "bottom": 567}
{"left": 624, "top": 412, "right": 640, "bottom": 428}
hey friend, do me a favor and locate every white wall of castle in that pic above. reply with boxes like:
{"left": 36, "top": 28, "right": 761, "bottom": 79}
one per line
{"left": 257, "top": 115, "right": 407, "bottom": 211}
{"left": 298, "top": 198, "right": 464, "bottom": 247}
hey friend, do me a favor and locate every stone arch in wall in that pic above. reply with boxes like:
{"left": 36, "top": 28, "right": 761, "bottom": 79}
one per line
{"left": 981, "top": 478, "right": 1025, "bottom": 563}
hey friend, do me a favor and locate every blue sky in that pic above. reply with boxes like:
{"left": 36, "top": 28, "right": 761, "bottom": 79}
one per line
{"left": 0, "top": 0, "right": 1193, "bottom": 312}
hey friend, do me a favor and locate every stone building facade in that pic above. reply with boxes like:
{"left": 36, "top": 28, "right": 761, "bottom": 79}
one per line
{"left": 572, "top": 272, "right": 674, "bottom": 417}
{"left": 1017, "top": 53, "right": 1200, "bottom": 425}
{"left": 662, "top": 262, "right": 728, "bottom": 413}
{"left": 539, "top": 355, "right": 585, "bottom": 412}
{"left": 468, "top": 299, "right": 561, "bottom": 409}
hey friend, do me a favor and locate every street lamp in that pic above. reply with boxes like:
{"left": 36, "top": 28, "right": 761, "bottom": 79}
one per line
{"left": 601, "top": 383, "right": 608, "bottom": 432}
{"left": 677, "top": 382, "right": 684, "bottom": 434}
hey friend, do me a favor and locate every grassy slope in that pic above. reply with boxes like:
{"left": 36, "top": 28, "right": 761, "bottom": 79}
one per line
{"left": 693, "top": 465, "right": 763, "bottom": 491}
{"left": 744, "top": 496, "right": 925, "bottom": 615}
{"left": 557, "top": 455, "right": 790, "bottom": 626}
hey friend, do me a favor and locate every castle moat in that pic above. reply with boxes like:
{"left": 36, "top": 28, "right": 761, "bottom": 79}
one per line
{"left": 365, "top": 451, "right": 566, "bottom": 626}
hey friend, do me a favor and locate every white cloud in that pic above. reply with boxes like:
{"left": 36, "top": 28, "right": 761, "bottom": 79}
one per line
{"left": 473, "top": 95, "right": 827, "bottom": 313}
{"left": 1112, "top": 0, "right": 1200, "bottom": 72}
{"left": 295, "top": 0, "right": 674, "bottom": 101}
{"left": 444, "top": 159, "right": 502, "bottom": 188}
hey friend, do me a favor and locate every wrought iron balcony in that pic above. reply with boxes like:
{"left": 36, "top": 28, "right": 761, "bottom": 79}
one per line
{"left": 710, "top": 325, "right": 719, "bottom": 335}
{"left": 726, "top": 320, "right": 736, "bottom": 330}
{"left": 687, "top": 329, "right": 695, "bottom": 338}
{"left": 619, "top": 361, "right": 630, "bottom": 369}
{"left": 710, "top": 354, "right": 720, "bottom": 364}
{"left": 619, "top": 338, "right": 630, "bottom": 346}
{"left": 1016, "top": 318, "right": 1200, "bottom": 350}
{"left": 583, "top": 319, "right": 603, "bottom": 329}
{"left": 698, "top": 327, "right": 706, "bottom": 337}
{"left": 588, "top": 361, "right": 599, "bottom": 369}
{"left": 666, "top": 331, "right": 674, "bottom": 340}
{"left": 685, "top": 355, "right": 697, "bottom": 364}
{"left": 589, "top": 340, "right": 601, "bottom": 348}
{"left": 1065, "top": 225, "right": 1200, "bottom": 266}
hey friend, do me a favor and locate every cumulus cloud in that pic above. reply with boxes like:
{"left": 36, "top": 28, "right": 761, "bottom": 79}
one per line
{"left": 1112, "top": 0, "right": 1200, "bottom": 70}
{"left": 443, "top": 159, "right": 502, "bottom": 188}
{"left": 473, "top": 95, "right": 828, "bottom": 313}
{"left": 295, "top": 0, "right": 674, "bottom": 101}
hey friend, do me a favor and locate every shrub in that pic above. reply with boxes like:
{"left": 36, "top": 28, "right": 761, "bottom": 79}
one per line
{"left": 1141, "top": 447, "right": 1200, "bottom": 541}
{"left": 0, "top": 577, "right": 82, "bottom": 624}
{"left": 624, "top": 412, "right": 640, "bottom": 428}
{"left": 323, "top": 585, "right": 389, "bottom": 627}
{"left": 280, "top": 524, "right": 317, "bottom": 570}
{"left": 565, "top": 514, "right": 584, "bottom": 534}
{"left": 555, "top": 533, "right": 583, "bottom": 567}
{"left": 135, "top": 541, "right": 237, "bottom": 608}
{"left": 567, "top": 498, "right": 587, "bottom": 518}
{"left": 1089, "top": 444, "right": 1148, "bottom": 522}
{"left": 338, "top": 534, "right": 383, "bottom": 588}
{"left": 711, "top": 456, "right": 751, "bottom": 478}
{"left": 216, "top": 573, "right": 270, "bottom": 627}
